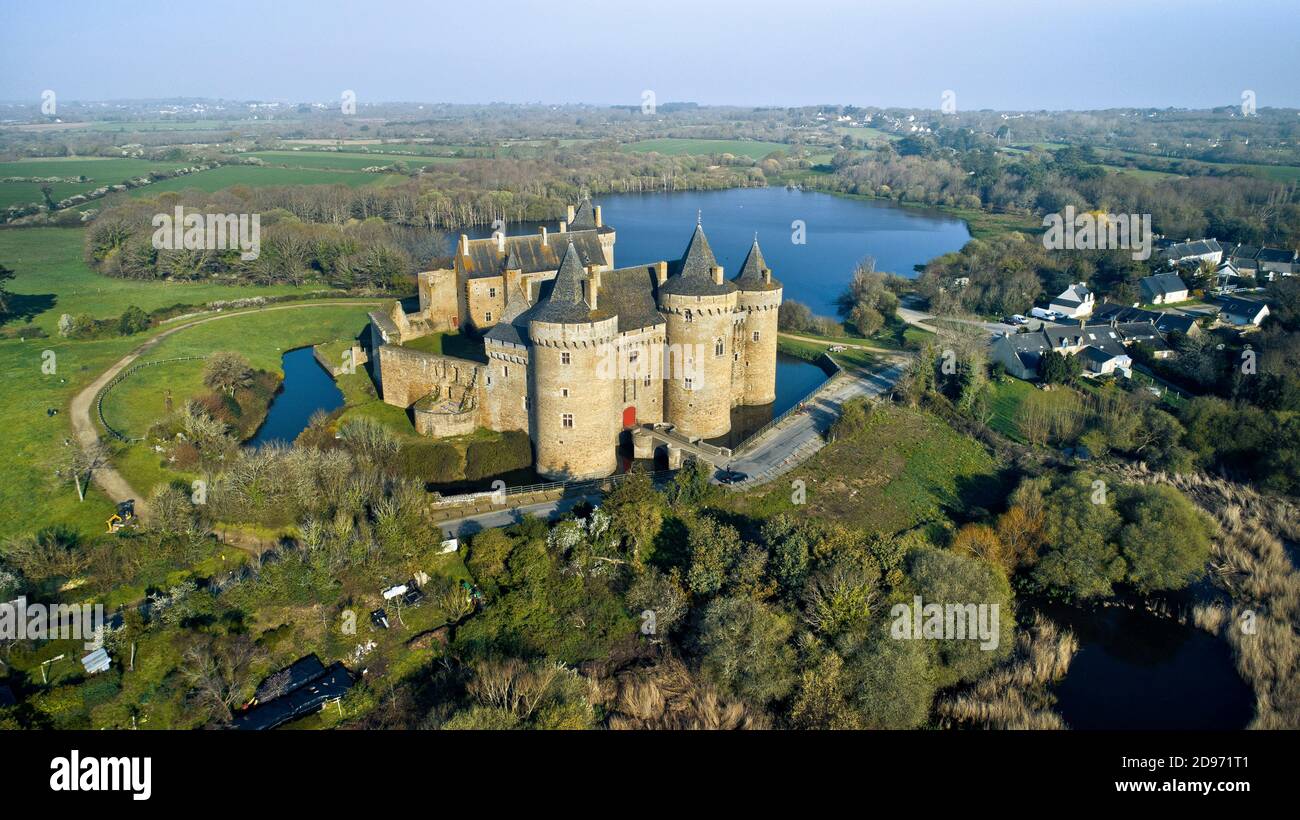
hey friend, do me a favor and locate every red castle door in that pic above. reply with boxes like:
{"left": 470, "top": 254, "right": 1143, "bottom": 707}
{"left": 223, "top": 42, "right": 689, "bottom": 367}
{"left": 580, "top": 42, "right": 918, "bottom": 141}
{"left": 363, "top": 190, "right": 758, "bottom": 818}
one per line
{"left": 622, "top": 406, "right": 637, "bottom": 428}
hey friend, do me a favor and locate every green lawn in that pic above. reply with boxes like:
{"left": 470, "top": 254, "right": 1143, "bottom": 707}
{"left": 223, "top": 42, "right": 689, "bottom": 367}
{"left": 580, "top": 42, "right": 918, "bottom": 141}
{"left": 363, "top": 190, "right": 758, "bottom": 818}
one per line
{"left": 0, "top": 157, "right": 195, "bottom": 208}
{"left": 248, "top": 150, "right": 462, "bottom": 171}
{"left": 134, "top": 164, "right": 407, "bottom": 195}
{"left": 0, "top": 227, "right": 310, "bottom": 335}
{"left": 623, "top": 138, "right": 790, "bottom": 160}
{"left": 723, "top": 403, "right": 1003, "bottom": 534}
{"left": 398, "top": 331, "right": 487, "bottom": 362}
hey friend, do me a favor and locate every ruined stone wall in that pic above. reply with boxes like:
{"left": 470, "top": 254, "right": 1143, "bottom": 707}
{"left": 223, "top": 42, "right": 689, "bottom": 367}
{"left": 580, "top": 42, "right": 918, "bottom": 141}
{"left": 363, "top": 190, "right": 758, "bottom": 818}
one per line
{"left": 376, "top": 345, "right": 484, "bottom": 421}
{"left": 660, "top": 291, "right": 738, "bottom": 438}
{"left": 529, "top": 316, "right": 621, "bottom": 480}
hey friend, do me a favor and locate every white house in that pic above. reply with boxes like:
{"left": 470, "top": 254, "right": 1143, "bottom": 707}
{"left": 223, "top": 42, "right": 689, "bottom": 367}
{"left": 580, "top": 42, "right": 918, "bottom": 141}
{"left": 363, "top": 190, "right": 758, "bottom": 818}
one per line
{"left": 1216, "top": 295, "right": 1270, "bottom": 327}
{"left": 1049, "top": 283, "right": 1094, "bottom": 318}
{"left": 1139, "top": 272, "right": 1189, "bottom": 305}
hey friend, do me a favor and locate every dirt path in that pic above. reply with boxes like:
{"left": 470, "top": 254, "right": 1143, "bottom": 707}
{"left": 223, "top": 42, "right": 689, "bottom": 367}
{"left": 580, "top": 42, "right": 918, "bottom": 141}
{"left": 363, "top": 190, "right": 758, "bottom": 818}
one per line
{"left": 68, "top": 299, "right": 383, "bottom": 520}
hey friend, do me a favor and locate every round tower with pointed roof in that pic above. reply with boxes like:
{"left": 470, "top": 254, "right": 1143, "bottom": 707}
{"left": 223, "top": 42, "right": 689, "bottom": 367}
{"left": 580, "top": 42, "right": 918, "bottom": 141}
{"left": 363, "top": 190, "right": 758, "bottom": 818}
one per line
{"left": 528, "top": 242, "right": 621, "bottom": 480}
{"left": 733, "top": 236, "right": 783, "bottom": 406}
{"left": 658, "top": 221, "right": 739, "bottom": 439}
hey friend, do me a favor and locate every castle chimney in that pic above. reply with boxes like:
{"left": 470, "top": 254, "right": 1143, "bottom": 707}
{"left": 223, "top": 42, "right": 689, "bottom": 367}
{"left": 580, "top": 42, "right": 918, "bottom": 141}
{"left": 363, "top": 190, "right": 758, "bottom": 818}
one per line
{"left": 558, "top": 221, "right": 567, "bottom": 234}
{"left": 540, "top": 226, "right": 548, "bottom": 246}
{"left": 594, "top": 205, "right": 602, "bottom": 228}
{"left": 459, "top": 234, "right": 469, "bottom": 257}
{"left": 566, "top": 205, "right": 576, "bottom": 224}
{"left": 496, "top": 232, "right": 505, "bottom": 253}
{"left": 656, "top": 260, "right": 668, "bottom": 286}
{"left": 712, "top": 265, "right": 724, "bottom": 286}
{"left": 585, "top": 268, "right": 601, "bottom": 311}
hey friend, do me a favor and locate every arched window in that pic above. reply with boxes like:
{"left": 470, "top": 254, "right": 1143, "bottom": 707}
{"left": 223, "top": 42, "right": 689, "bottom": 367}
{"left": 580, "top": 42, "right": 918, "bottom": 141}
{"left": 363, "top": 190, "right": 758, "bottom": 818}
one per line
{"left": 715, "top": 338, "right": 724, "bottom": 357}
{"left": 684, "top": 309, "right": 693, "bottom": 323}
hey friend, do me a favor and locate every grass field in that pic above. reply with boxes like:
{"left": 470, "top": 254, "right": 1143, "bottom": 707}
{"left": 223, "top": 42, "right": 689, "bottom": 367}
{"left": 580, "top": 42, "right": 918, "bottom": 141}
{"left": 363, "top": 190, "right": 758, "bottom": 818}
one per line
{"left": 723, "top": 403, "right": 1003, "bottom": 534}
{"left": 0, "top": 227, "right": 311, "bottom": 335}
{"left": 623, "top": 138, "right": 790, "bottom": 160}
{"left": 248, "top": 150, "right": 463, "bottom": 171}
{"left": 0, "top": 156, "right": 194, "bottom": 208}
{"left": 134, "top": 164, "right": 407, "bottom": 195}
{"left": 95, "top": 304, "right": 379, "bottom": 504}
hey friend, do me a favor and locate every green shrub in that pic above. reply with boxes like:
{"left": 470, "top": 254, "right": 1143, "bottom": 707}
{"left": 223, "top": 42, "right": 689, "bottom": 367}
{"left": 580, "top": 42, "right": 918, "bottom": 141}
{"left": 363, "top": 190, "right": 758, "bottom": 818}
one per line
{"left": 400, "top": 442, "right": 462, "bottom": 484}
{"left": 463, "top": 430, "right": 532, "bottom": 481}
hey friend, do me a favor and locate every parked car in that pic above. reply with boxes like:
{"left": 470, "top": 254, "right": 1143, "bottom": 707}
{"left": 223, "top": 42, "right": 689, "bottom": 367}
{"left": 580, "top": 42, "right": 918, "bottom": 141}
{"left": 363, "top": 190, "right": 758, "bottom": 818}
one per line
{"left": 716, "top": 469, "right": 748, "bottom": 485}
{"left": 1010, "top": 314, "right": 1028, "bottom": 325}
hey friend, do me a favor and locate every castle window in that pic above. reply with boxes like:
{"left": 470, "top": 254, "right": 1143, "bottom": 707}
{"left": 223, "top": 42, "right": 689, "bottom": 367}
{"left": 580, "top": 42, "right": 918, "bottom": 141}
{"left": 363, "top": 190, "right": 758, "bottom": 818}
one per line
{"left": 503, "top": 366, "right": 509, "bottom": 378}
{"left": 489, "top": 287, "right": 496, "bottom": 298}
{"left": 685, "top": 377, "right": 694, "bottom": 391}
{"left": 715, "top": 339, "right": 724, "bottom": 357}
{"left": 752, "top": 330, "right": 760, "bottom": 342}
{"left": 562, "top": 388, "right": 569, "bottom": 398}
{"left": 561, "top": 351, "right": 571, "bottom": 365}
{"left": 644, "top": 375, "right": 651, "bottom": 387}
{"left": 562, "top": 413, "right": 574, "bottom": 429}
{"left": 485, "top": 311, "right": 492, "bottom": 323}
{"left": 628, "top": 350, "right": 639, "bottom": 363}
{"left": 524, "top": 396, "right": 530, "bottom": 410}
{"left": 734, "top": 353, "right": 739, "bottom": 362}
{"left": 684, "top": 309, "right": 693, "bottom": 323}
{"left": 486, "top": 374, "right": 492, "bottom": 386}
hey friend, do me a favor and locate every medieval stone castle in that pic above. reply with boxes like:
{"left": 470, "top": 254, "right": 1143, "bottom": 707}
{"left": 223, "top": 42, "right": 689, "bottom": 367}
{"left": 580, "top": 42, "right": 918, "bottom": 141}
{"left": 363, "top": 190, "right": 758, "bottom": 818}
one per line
{"left": 367, "top": 199, "right": 783, "bottom": 480}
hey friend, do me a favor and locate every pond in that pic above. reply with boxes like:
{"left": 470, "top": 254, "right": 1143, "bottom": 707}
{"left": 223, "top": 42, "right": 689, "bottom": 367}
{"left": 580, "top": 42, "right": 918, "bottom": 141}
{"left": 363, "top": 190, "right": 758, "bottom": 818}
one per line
{"left": 1037, "top": 600, "right": 1254, "bottom": 730}
{"left": 246, "top": 347, "right": 344, "bottom": 448}
{"left": 458, "top": 187, "right": 972, "bottom": 316}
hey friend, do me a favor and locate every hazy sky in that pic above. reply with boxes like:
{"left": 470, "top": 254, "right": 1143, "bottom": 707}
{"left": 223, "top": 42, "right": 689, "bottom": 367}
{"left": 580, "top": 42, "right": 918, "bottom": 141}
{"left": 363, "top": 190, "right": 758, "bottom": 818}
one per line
{"left": 2, "top": 0, "right": 1297, "bottom": 109}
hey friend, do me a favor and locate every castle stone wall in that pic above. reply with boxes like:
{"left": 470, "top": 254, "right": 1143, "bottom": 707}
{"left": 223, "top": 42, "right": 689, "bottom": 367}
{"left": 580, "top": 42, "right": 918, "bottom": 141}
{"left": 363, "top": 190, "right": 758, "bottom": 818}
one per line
{"left": 418, "top": 269, "right": 461, "bottom": 332}
{"left": 377, "top": 345, "right": 483, "bottom": 417}
{"left": 484, "top": 342, "right": 530, "bottom": 432}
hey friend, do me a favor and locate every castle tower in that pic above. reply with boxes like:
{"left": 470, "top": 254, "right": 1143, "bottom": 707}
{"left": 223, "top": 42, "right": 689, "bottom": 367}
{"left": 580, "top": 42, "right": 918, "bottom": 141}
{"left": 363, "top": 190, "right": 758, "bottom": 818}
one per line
{"left": 528, "top": 243, "right": 621, "bottom": 480}
{"left": 568, "top": 196, "right": 615, "bottom": 267}
{"left": 733, "top": 236, "right": 783, "bottom": 406}
{"left": 658, "top": 222, "right": 738, "bottom": 439}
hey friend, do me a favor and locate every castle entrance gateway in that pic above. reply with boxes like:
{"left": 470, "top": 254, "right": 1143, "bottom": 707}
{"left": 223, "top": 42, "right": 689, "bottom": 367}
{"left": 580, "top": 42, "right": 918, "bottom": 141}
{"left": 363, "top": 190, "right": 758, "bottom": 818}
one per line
{"left": 623, "top": 406, "right": 637, "bottom": 428}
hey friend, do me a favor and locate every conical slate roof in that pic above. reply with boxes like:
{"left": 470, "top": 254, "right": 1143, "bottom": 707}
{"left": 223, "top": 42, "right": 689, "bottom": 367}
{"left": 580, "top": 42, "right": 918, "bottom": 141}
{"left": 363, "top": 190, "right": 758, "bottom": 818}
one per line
{"left": 530, "top": 242, "right": 594, "bottom": 324}
{"left": 732, "top": 236, "right": 782, "bottom": 291}
{"left": 568, "top": 197, "right": 597, "bottom": 230}
{"left": 660, "top": 223, "right": 736, "bottom": 297}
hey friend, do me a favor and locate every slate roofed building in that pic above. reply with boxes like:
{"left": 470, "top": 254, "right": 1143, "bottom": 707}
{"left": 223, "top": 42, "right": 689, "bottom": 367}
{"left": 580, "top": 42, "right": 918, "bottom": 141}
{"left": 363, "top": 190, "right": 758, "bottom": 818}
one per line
{"left": 1215, "top": 295, "right": 1271, "bottom": 328}
{"left": 1255, "top": 247, "right": 1298, "bottom": 276}
{"left": 1091, "top": 302, "right": 1201, "bottom": 337}
{"left": 992, "top": 321, "right": 1133, "bottom": 380}
{"left": 1139, "top": 272, "right": 1189, "bottom": 304}
{"left": 1048, "top": 282, "right": 1094, "bottom": 318}
{"left": 1162, "top": 238, "right": 1223, "bottom": 266}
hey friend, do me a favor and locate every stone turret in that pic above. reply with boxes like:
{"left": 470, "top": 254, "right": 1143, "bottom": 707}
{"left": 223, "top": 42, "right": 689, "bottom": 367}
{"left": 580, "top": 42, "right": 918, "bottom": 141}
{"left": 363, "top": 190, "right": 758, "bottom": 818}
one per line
{"left": 732, "top": 236, "right": 783, "bottom": 406}
{"left": 528, "top": 243, "right": 620, "bottom": 479}
{"left": 657, "top": 222, "right": 738, "bottom": 438}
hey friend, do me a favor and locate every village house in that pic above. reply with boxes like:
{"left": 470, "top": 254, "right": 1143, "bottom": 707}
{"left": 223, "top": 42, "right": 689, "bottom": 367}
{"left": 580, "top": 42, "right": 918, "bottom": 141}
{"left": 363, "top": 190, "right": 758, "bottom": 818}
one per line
{"left": 1048, "top": 282, "right": 1094, "bottom": 318}
{"left": 1139, "top": 272, "right": 1189, "bottom": 304}
{"left": 992, "top": 319, "right": 1143, "bottom": 381}
{"left": 1161, "top": 238, "right": 1223, "bottom": 267}
{"left": 1215, "top": 295, "right": 1271, "bottom": 328}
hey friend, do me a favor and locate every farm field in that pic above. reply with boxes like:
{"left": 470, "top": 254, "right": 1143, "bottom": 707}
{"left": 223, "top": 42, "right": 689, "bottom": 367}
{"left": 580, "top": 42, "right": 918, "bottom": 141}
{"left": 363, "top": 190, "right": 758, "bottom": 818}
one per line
{"left": 623, "top": 138, "right": 790, "bottom": 159}
{"left": 132, "top": 163, "right": 408, "bottom": 195}
{"left": 0, "top": 156, "right": 196, "bottom": 208}
{"left": 248, "top": 150, "right": 463, "bottom": 170}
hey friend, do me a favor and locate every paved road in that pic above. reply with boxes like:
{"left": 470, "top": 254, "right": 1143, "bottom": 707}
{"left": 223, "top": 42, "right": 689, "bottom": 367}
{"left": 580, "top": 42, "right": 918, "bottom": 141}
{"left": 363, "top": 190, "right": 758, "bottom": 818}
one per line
{"left": 436, "top": 492, "right": 603, "bottom": 539}
{"left": 724, "top": 361, "right": 906, "bottom": 488}
{"left": 69, "top": 300, "right": 383, "bottom": 520}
